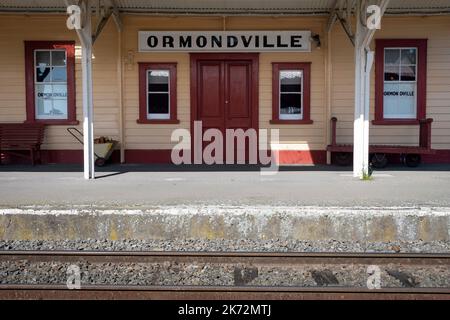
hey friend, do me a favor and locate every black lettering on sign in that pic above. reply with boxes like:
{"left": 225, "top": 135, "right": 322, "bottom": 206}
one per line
{"left": 227, "top": 36, "right": 238, "bottom": 48}
{"left": 147, "top": 36, "right": 158, "bottom": 48}
{"left": 179, "top": 36, "right": 192, "bottom": 48}
{"left": 384, "top": 91, "right": 399, "bottom": 96}
{"left": 196, "top": 36, "right": 207, "bottom": 48}
{"left": 384, "top": 91, "right": 415, "bottom": 96}
{"left": 162, "top": 36, "right": 174, "bottom": 48}
{"left": 37, "top": 92, "right": 67, "bottom": 98}
{"left": 276, "top": 35, "right": 288, "bottom": 47}
{"left": 211, "top": 35, "right": 222, "bottom": 48}
{"left": 263, "top": 35, "right": 274, "bottom": 48}
{"left": 291, "top": 35, "right": 303, "bottom": 48}
{"left": 241, "top": 35, "right": 253, "bottom": 48}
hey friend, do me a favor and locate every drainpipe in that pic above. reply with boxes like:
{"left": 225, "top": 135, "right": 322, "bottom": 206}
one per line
{"left": 117, "top": 26, "right": 125, "bottom": 163}
{"left": 325, "top": 26, "right": 333, "bottom": 165}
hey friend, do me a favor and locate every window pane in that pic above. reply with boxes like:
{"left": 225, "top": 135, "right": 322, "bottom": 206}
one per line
{"left": 397, "top": 83, "right": 416, "bottom": 117}
{"left": 401, "top": 48, "right": 416, "bottom": 65}
{"left": 280, "top": 93, "right": 302, "bottom": 115}
{"left": 383, "top": 83, "right": 416, "bottom": 118}
{"left": 36, "top": 67, "right": 51, "bottom": 82}
{"left": 52, "top": 99, "right": 68, "bottom": 117}
{"left": 148, "top": 93, "right": 169, "bottom": 115}
{"left": 400, "top": 65, "right": 416, "bottom": 81}
{"left": 52, "top": 84, "right": 68, "bottom": 99}
{"left": 385, "top": 49, "right": 400, "bottom": 65}
{"left": 280, "top": 70, "right": 302, "bottom": 92}
{"left": 52, "top": 67, "right": 67, "bottom": 82}
{"left": 36, "top": 84, "right": 53, "bottom": 99}
{"left": 36, "top": 98, "right": 53, "bottom": 117}
{"left": 148, "top": 70, "right": 169, "bottom": 92}
{"left": 36, "top": 51, "right": 50, "bottom": 66}
{"left": 52, "top": 51, "right": 66, "bottom": 66}
{"left": 384, "top": 66, "right": 399, "bottom": 81}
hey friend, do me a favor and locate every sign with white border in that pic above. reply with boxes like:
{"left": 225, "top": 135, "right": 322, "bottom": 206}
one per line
{"left": 138, "top": 31, "right": 311, "bottom": 52}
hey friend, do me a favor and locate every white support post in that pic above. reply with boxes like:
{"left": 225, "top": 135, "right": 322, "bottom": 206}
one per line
{"left": 353, "top": 0, "right": 389, "bottom": 178}
{"left": 66, "top": 0, "right": 121, "bottom": 179}
{"left": 80, "top": 1, "right": 95, "bottom": 179}
{"left": 353, "top": 59, "right": 364, "bottom": 177}
{"left": 364, "top": 50, "right": 374, "bottom": 174}
{"left": 353, "top": 1, "right": 370, "bottom": 178}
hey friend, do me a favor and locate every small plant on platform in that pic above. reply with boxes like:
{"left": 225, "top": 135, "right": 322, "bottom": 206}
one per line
{"left": 361, "top": 166, "right": 373, "bottom": 181}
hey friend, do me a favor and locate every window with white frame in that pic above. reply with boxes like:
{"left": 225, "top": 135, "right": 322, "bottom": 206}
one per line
{"left": 147, "top": 69, "right": 170, "bottom": 119}
{"left": 279, "top": 70, "right": 303, "bottom": 120}
{"left": 383, "top": 47, "right": 417, "bottom": 119}
{"left": 34, "top": 49, "right": 68, "bottom": 119}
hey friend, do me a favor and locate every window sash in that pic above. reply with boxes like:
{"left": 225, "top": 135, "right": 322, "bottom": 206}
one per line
{"left": 34, "top": 49, "right": 68, "bottom": 120}
{"left": 383, "top": 47, "right": 418, "bottom": 119}
{"left": 279, "top": 70, "right": 303, "bottom": 120}
{"left": 146, "top": 69, "right": 170, "bottom": 119}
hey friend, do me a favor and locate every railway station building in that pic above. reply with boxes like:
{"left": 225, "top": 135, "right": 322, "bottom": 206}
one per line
{"left": 0, "top": 0, "right": 450, "bottom": 178}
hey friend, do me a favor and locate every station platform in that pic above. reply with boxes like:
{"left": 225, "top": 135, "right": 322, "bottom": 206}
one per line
{"left": 0, "top": 164, "right": 449, "bottom": 253}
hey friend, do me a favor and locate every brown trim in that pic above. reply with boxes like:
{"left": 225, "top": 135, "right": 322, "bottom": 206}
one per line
{"left": 3, "top": 149, "right": 450, "bottom": 165}
{"left": 371, "top": 120, "right": 420, "bottom": 125}
{"left": 374, "top": 39, "right": 427, "bottom": 125}
{"left": 271, "top": 62, "right": 312, "bottom": 124}
{"left": 24, "top": 41, "right": 77, "bottom": 125}
{"left": 126, "top": 149, "right": 326, "bottom": 165}
{"left": 125, "top": 149, "right": 173, "bottom": 164}
{"left": 189, "top": 53, "right": 259, "bottom": 160}
{"left": 270, "top": 119, "right": 313, "bottom": 125}
{"left": 423, "top": 150, "right": 450, "bottom": 164}
{"left": 137, "top": 62, "right": 178, "bottom": 124}
{"left": 136, "top": 119, "right": 180, "bottom": 124}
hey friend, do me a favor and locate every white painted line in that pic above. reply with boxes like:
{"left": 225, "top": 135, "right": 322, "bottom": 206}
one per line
{"left": 339, "top": 173, "right": 393, "bottom": 177}
{"left": 0, "top": 206, "right": 449, "bottom": 217}
{"left": 164, "top": 178, "right": 185, "bottom": 181}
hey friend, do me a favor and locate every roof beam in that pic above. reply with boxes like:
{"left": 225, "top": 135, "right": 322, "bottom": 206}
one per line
{"left": 329, "top": 0, "right": 356, "bottom": 45}
{"left": 326, "top": 0, "right": 342, "bottom": 32}
{"left": 92, "top": 6, "right": 112, "bottom": 44}
{"left": 336, "top": 9, "right": 355, "bottom": 45}
{"left": 108, "top": 0, "right": 123, "bottom": 32}
{"left": 66, "top": 0, "right": 121, "bottom": 44}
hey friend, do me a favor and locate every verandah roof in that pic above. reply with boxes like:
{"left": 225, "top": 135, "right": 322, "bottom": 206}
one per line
{"left": 0, "top": 0, "right": 449, "bottom": 15}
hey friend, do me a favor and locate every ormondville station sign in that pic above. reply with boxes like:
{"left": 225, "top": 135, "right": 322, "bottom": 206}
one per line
{"left": 138, "top": 31, "right": 312, "bottom": 52}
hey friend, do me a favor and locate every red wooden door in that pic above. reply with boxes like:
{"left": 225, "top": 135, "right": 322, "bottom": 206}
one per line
{"left": 192, "top": 54, "right": 258, "bottom": 164}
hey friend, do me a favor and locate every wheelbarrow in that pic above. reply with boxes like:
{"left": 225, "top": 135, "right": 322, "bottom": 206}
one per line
{"left": 67, "top": 127, "right": 117, "bottom": 167}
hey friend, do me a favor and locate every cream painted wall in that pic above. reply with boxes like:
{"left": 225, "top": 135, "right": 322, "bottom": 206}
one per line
{"left": 0, "top": 14, "right": 120, "bottom": 150}
{"left": 122, "top": 16, "right": 327, "bottom": 151}
{"left": 330, "top": 16, "right": 450, "bottom": 149}
{"left": 0, "top": 14, "right": 449, "bottom": 153}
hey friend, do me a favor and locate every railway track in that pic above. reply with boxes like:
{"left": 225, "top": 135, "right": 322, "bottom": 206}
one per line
{"left": 0, "top": 251, "right": 449, "bottom": 299}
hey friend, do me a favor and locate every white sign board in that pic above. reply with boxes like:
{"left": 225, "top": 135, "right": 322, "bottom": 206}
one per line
{"left": 138, "top": 31, "right": 311, "bottom": 52}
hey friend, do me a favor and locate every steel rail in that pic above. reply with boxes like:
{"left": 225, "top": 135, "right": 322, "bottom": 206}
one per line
{"left": 1, "top": 250, "right": 449, "bottom": 258}
{"left": 1, "top": 251, "right": 449, "bottom": 263}
{"left": 0, "top": 250, "right": 449, "bottom": 299}
{"left": 0, "top": 284, "right": 448, "bottom": 300}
